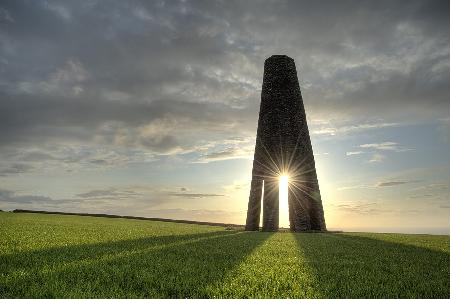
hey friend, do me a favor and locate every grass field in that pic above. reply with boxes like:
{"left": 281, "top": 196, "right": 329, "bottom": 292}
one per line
{"left": 1, "top": 212, "right": 449, "bottom": 298}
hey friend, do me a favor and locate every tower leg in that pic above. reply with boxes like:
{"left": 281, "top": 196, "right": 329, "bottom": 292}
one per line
{"left": 262, "top": 178, "right": 279, "bottom": 232}
{"left": 307, "top": 181, "right": 326, "bottom": 231}
{"left": 289, "top": 187, "right": 311, "bottom": 231}
{"left": 288, "top": 187, "right": 295, "bottom": 232}
{"left": 245, "top": 176, "right": 263, "bottom": 231}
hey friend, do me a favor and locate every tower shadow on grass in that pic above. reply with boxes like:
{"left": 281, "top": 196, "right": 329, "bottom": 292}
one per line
{"left": 1, "top": 230, "right": 271, "bottom": 298}
{"left": 294, "top": 233, "right": 450, "bottom": 298}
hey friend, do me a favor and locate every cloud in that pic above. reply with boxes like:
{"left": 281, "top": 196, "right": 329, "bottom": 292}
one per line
{"left": 166, "top": 193, "right": 224, "bottom": 198}
{"left": 194, "top": 146, "right": 254, "bottom": 163}
{"left": 0, "top": 7, "right": 14, "bottom": 22}
{"left": 17, "top": 59, "right": 87, "bottom": 96}
{"left": 375, "top": 181, "right": 409, "bottom": 187}
{"left": 43, "top": 2, "right": 72, "bottom": 21}
{"left": 413, "top": 183, "right": 450, "bottom": 191}
{"left": 369, "top": 153, "right": 386, "bottom": 163}
{"left": 360, "top": 142, "right": 412, "bottom": 152}
{"left": 346, "top": 151, "right": 363, "bottom": 156}
{"left": 313, "top": 122, "right": 400, "bottom": 136}
{"left": 0, "top": 163, "right": 34, "bottom": 176}
{"left": 338, "top": 179, "right": 418, "bottom": 190}
{"left": 0, "top": 0, "right": 449, "bottom": 165}
{"left": 0, "top": 188, "right": 57, "bottom": 205}
{"left": 337, "top": 184, "right": 372, "bottom": 191}
{"left": 222, "top": 180, "right": 250, "bottom": 191}
{"left": 76, "top": 188, "right": 140, "bottom": 199}
{"left": 0, "top": 185, "right": 228, "bottom": 213}
{"left": 0, "top": 146, "right": 159, "bottom": 176}
{"left": 437, "top": 118, "right": 450, "bottom": 143}
{"left": 331, "top": 202, "right": 386, "bottom": 215}
{"left": 330, "top": 202, "right": 420, "bottom": 215}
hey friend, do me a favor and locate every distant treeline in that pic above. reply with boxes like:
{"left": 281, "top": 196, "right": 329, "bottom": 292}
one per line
{"left": 11, "top": 209, "right": 244, "bottom": 228}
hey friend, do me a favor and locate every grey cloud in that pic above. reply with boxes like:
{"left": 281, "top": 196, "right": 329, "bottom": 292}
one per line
{"left": 332, "top": 202, "right": 421, "bottom": 215}
{"left": 0, "top": 188, "right": 54, "bottom": 204}
{"left": 195, "top": 146, "right": 254, "bottom": 163}
{"left": 338, "top": 179, "right": 420, "bottom": 189}
{"left": 409, "top": 194, "right": 434, "bottom": 199}
{"left": 413, "top": 183, "right": 450, "bottom": 191}
{"left": 0, "top": 185, "right": 229, "bottom": 214}
{"left": 376, "top": 180, "right": 421, "bottom": 187}
{"left": 0, "top": 146, "right": 159, "bottom": 176}
{"left": 20, "top": 151, "right": 56, "bottom": 161}
{"left": 167, "top": 193, "right": 224, "bottom": 198}
{"left": 76, "top": 188, "right": 140, "bottom": 199}
{"left": 140, "top": 135, "right": 180, "bottom": 154}
{"left": 437, "top": 118, "right": 450, "bottom": 143}
{"left": 89, "top": 159, "right": 108, "bottom": 165}
{"left": 0, "top": 189, "right": 14, "bottom": 199}
{"left": 0, "top": 91, "right": 258, "bottom": 153}
{"left": 332, "top": 203, "right": 387, "bottom": 215}
{"left": 0, "top": 0, "right": 449, "bottom": 166}
{"left": 376, "top": 181, "right": 409, "bottom": 187}
{"left": 203, "top": 149, "right": 237, "bottom": 160}
{"left": 0, "top": 7, "right": 13, "bottom": 22}
{"left": 75, "top": 186, "right": 224, "bottom": 202}
{"left": 0, "top": 163, "right": 34, "bottom": 176}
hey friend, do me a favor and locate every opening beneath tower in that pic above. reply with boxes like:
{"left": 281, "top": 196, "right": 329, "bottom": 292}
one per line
{"left": 259, "top": 176, "right": 290, "bottom": 229}
{"left": 279, "top": 175, "right": 289, "bottom": 228}
{"left": 259, "top": 180, "right": 264, "bottom": 228}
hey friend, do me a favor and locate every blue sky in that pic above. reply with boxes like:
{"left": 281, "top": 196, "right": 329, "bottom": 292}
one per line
{"left": 0, "top": 0, "right": 449, "bottom": 234}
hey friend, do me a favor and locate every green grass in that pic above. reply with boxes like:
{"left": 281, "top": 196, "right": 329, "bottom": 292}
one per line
{"left": 1, "top": 212, "right": 449, "bottom": 298}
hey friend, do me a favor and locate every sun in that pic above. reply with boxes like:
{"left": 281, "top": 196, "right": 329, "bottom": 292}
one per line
{"left": 279, "top": 174, "right": 289, "bottom": 228}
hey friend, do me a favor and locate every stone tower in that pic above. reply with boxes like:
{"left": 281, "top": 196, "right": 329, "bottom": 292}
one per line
{"left": 245, "top": 55, "right": 326, "bottom": 232}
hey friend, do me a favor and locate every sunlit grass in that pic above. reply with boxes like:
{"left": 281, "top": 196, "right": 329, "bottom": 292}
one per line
{"left": 1, "top": 212, "right": 449, "bottom": 298}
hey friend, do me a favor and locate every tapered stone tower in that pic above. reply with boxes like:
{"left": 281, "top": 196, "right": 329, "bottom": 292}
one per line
{"left": 245, "top": 55, "right": 326, "bottom": 232}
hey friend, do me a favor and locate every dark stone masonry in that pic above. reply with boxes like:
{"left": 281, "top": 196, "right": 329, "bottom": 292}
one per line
{"left": 245, "top": 55, "right": 326, "bottom": 232}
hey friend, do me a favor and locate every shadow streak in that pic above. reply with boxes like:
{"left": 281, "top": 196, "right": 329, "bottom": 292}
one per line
{"left": 294, "top": 233, "right": 450, "bottom": 298}
{"left": 1, "top": 230, "right": 271, "bottom": 297}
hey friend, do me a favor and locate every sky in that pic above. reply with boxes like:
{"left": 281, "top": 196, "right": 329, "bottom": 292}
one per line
{"left": 1, "top": 0, "right": 449, "bottom": 234}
